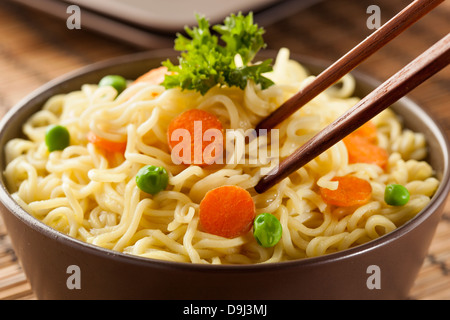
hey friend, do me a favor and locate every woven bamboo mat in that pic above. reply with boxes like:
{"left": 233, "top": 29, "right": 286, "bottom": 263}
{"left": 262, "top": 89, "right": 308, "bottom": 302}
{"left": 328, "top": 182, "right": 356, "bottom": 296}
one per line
{"left": 0, "top": 0, "right": 449, "bottom": 299}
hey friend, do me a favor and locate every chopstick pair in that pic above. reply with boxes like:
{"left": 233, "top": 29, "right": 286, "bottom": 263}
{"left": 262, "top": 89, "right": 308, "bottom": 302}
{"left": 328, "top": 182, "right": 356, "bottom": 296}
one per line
{"left": 254, "top": 0, "right": 449, "bottom": 194}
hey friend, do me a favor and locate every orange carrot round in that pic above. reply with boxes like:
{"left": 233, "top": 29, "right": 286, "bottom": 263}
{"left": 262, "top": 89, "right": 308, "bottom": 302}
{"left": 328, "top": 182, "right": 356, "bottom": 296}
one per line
{"left": 87, "top": 131, "right": 127, "bottom": 153}
{"left": 343, "top": 135, "right": 388, "bottom": 169}
{"left": 167, "top": 109, "right": 223, "bottom": 166}
{"left": 320, "top": 175, "right": 372, "bottom": 207}
{"left": 199, "top": 185, "right": 256, "bottom": 238}
{"left": 351, "top": 121, "right": 378, "bottom": 143}
{"left": 134, "top": 66, "right": 169, "bottom": 85}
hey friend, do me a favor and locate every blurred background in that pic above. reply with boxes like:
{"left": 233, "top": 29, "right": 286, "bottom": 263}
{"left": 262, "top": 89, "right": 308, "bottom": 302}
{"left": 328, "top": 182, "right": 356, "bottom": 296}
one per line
{"left": 0, "top": 0, "right": 449, "bottom": 299}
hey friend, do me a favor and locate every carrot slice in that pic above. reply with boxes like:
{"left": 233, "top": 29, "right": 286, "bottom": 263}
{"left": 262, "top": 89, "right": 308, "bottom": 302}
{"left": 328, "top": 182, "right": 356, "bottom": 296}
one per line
{"left": 320, "top": 175, "right": 372, "bottom": 207}
{"left": 167, "top": 109, "right": 224, "bottom": 166}
{"left": 199, "top": 185, "right": 256, "bottom": 238}
{"left": 134, "top": 66, "right": 169, "bottom": 85}
{"left": 351, "top": 121, "right": 378, "bottom": 143}
{"left": 343, "top": 135, "right": 388, "bottom": 169}
{"left": 342, "top": 121, "right": 388, "bottom": 169}
{"left": 87, "top": 131, "right": 127, "bottom": 153}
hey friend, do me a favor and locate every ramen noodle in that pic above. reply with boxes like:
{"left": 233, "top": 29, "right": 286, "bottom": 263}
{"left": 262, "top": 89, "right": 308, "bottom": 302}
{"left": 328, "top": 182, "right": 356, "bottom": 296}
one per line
{"left": 3, "top": 48, "right": 440, "bottom": 264}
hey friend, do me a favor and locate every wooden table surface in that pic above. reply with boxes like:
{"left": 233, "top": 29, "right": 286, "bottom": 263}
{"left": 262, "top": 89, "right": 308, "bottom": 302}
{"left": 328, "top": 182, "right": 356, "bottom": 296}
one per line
{"left": 0, "top": 0, "right": 449, "bottom": 300}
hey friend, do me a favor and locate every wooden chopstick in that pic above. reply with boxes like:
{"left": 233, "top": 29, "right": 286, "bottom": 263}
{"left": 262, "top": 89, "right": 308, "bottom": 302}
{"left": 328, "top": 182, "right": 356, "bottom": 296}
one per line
{"left": 254, "top": 33, "right": 450, "bottom": 194}
{"left": 255, "top": 0, "right": 444, "bottom": 133}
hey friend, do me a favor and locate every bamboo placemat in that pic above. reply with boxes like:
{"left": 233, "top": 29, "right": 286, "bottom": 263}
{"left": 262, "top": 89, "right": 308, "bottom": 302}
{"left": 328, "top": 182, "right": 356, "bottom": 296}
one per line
{"left": 0, "top": 0, "right": 449, "bottom": 300}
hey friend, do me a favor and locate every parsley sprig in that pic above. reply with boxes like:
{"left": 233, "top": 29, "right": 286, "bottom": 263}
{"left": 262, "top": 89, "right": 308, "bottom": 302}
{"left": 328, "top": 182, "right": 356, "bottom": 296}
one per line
{"left": 162, "top": 12, "right": 274, "bottom": 95}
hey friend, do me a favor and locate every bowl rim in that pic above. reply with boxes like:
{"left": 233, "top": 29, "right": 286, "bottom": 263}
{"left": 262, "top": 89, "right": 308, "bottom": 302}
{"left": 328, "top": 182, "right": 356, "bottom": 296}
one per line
{"left": 0, "top": 48, "right": 449, "bottom": 272}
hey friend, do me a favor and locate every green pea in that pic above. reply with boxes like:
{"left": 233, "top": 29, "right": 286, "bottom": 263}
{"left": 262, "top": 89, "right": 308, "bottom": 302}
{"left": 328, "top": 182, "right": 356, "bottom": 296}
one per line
{"left": 384, "top": 184, "right": 410, "bottom": 206}
{"left": 45, "top": 124, "right": 70, "bottom": 152}
{"left": 136, "top": 165, "right": 169, "bottom": 195}
{"left": 99, "top": 75, "right": 127, "bottom": 94}
{"left": 253, "top": 213, "right": 282, "bottom": 248}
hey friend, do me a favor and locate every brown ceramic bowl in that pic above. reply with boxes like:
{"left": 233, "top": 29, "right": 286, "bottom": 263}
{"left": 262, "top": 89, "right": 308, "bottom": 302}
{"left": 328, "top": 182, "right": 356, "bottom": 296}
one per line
{"left": 0, "top": 49, "right": 449, "bottom": 300}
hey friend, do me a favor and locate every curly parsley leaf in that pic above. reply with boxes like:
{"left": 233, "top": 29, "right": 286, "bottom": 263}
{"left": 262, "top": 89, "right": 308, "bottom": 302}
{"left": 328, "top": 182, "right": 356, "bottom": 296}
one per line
{"left": 162, "top": 12, "right": 274, "bottom": 95}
